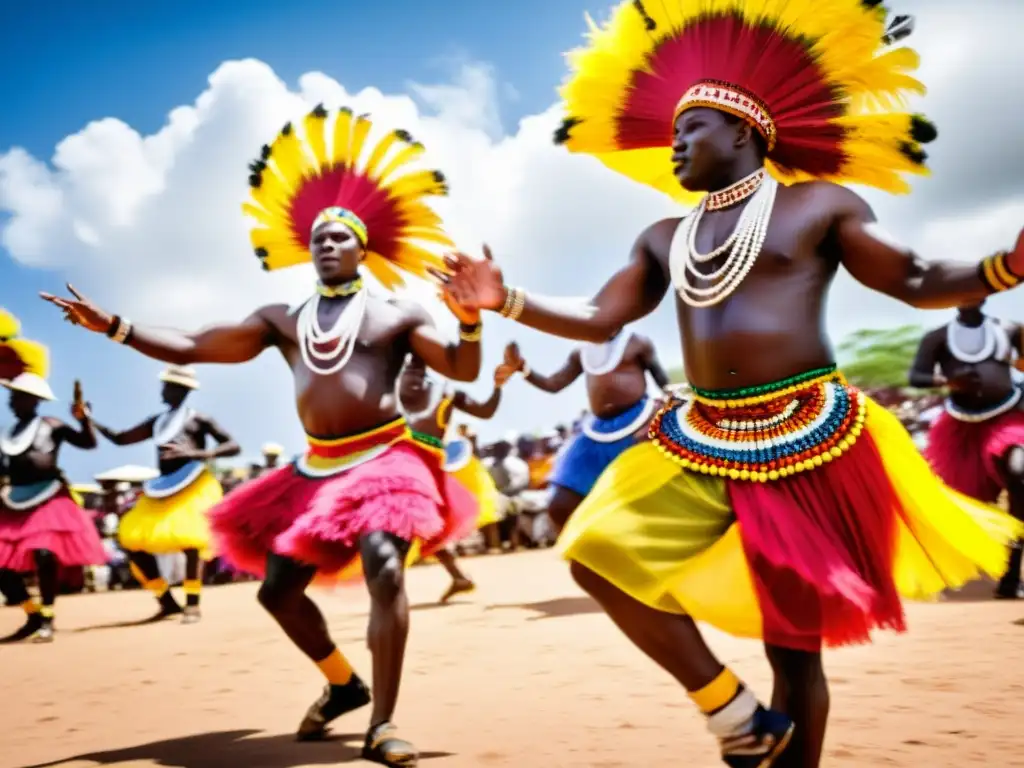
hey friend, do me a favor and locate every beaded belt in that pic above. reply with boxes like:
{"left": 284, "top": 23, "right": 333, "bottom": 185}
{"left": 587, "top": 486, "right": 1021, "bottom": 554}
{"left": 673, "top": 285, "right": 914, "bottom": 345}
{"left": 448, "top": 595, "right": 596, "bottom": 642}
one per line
{"left": 649, "top": 366, "right": 866, "bottom": 482}
{"left": 298, "top": 417, "right": 409, "bottom": 478}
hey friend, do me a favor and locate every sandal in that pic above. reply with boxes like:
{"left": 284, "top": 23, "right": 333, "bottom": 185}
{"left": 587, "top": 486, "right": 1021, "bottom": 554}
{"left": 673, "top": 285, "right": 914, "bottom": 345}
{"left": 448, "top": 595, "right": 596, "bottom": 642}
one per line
{"left": 362, "top": 722, "right": 418, "bottom": 766}
{"left": 295, "top": 676, "right": 371, "bottom": 741}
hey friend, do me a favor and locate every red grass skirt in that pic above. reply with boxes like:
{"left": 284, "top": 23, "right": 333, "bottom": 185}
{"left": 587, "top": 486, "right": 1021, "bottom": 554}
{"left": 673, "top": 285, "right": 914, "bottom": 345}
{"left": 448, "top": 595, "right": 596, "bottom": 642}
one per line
{"left": 925, "top": 409, "right": 1024, "bottom": 503}
{"left": 0, "top": 492, "right": 106, "bottom": 571}
{"left": 208, "top": 442, "right": 478, "bottom": 581}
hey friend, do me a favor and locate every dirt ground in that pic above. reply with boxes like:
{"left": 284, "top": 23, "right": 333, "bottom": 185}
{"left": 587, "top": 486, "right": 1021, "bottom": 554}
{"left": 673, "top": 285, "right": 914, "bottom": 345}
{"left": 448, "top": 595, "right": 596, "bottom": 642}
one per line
{"left": 1, "top": 549, "right": 1023, "bottom": 768}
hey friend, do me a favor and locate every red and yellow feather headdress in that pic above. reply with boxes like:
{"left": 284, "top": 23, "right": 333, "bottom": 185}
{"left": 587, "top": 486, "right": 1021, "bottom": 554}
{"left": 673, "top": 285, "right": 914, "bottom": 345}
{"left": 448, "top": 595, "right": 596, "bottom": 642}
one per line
{"left": 0, "top": 308, "right": 50, "bottom": 382}
{"left": 243, "top": 105, "right": 453, "bottom": 289}
{"left": 555, "top": 0, "right": 936, "bottom": 203}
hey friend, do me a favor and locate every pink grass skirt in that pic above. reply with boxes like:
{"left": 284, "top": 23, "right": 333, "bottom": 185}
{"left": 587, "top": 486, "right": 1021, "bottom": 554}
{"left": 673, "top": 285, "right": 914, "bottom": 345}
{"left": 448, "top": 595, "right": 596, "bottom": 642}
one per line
{"left": 0, "top": 492, "right": 107, "bottom": 572}
{"left": 926, "top": 409, "right": 1024, "bottom": 503}
{"left": 208, "top": 442, "right": 477, "bottom": 582}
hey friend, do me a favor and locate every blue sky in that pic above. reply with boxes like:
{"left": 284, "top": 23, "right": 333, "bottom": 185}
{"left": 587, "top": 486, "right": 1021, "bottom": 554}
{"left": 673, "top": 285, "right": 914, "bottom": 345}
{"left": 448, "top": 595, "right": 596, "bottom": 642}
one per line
{"left": 0, "top": 0, "right": 607, "bottom": 480}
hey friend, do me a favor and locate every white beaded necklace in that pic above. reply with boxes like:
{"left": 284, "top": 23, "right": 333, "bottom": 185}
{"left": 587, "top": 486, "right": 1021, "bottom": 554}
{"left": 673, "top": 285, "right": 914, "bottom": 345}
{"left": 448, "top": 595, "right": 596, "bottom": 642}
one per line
{"left": 580, "top": 331, "right": 632, "bottom": 376}
{"left": 0, "top": 416, "right": 42, "bottom": 456}
{"left": 297, "top": 285, "right": 368, "bottom": 376}
{"left": 670, "top": 174, "right": 778, "bottom": 308}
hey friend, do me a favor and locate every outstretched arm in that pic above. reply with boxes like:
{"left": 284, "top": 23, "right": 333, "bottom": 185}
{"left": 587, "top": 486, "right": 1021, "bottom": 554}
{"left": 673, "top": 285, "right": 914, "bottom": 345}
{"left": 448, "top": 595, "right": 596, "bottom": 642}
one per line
{"left": 39, "top": 284, "right": 277, "bottom": 366}
{"left": 440, "top": 221, "right": 674, "bottom": 344}
{"left": 54, "top": 417, "right": 97, "bottom": 450}
{"left": 407, "top": 304, "right": 481, "bottom": 383}
{"left": 908, "top": 328, "right": 946, "bottom": 389}
{"left": 831, "top": 186, "right": 1024, "bottom": 310}
{"left": 94, "top": 416, "right": 157, "bottom": 447}
{"left": 452, "top": 387, "right": 502, "bottom": 419}
{"left": 638, "top": 336, "right": 670, "bottom": 390}
{"left": 521, "top": 350, "right": 583, "bottom": 394}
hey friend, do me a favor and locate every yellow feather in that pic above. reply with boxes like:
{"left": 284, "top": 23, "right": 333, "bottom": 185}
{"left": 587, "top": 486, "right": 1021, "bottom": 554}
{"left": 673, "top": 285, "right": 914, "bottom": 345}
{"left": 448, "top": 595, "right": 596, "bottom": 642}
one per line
{"left": 401, "top": 226, "right": 456, "bottom": 248}
{"left": 390, "top": 242, "right": 445, "bottom": 275}
{"left": 262, "top": 243, "right": 313, "bottom": 271}
{"left": 8, "top": 338, "right": 49, "bottom": 378}
{"left": 268, "top": 125, "right": 310, "bottom": 193}
{"left": 386, "top": 170, "right": 447, "bottom": 201}
{"left": 363, "top": 131, "right": 404, "bottom": 180}
{"left": 0, "top": 308, "right": 20, "bottom": 339}
{"left": 364, "top": 253, "right": 406, "bottom": 290}
{"left": 374, "top": 142, "right": 425, "bottom": 184}
{"left": 303, "top": 110, "right": 329, "bottom": 168}
{"left": 330, "top": 110, "right": 355, "bottom": 167}
{"left": 348, "top": 115, "right": 373, "bottom": 168}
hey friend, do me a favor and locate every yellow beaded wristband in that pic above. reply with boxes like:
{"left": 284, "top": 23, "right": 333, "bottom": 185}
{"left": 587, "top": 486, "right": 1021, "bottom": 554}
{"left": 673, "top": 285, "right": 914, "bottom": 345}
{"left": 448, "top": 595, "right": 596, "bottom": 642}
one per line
{"left": 459, "top": 323, "right": 482, "bottom": 342}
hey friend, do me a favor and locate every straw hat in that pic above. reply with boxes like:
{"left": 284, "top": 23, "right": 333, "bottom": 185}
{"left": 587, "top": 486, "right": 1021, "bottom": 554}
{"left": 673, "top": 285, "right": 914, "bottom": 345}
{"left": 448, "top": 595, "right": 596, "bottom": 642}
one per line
{"left": 262, "top": 442, "right": 284, "bottom": 457}
{"left": 159, "top": 365, "right": 199, "bottom": 389}
{"left": 1, "top": 372, "right": 56, "bottom": 401}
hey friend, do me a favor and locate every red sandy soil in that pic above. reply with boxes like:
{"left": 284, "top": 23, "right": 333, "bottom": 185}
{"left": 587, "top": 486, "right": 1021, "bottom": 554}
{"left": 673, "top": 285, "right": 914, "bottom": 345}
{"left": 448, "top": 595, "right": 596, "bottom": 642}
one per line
{"left": 1, "top": 550, "right": 1023, "bottom": 768}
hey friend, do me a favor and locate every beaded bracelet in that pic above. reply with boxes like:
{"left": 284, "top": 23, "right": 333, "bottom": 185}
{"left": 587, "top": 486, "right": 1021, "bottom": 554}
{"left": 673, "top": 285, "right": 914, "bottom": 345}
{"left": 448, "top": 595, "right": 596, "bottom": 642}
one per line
{"left": 106, "top": 316, "right": 133, "bottom": 344}
{"left": 459, "top": 322, "right": 482, "bottom": 343}
{"left": 499, "top": 287, "right": 526, "bottom": 321}
{"left": 978, "top": 251, "right": 1021, "bottom": 294}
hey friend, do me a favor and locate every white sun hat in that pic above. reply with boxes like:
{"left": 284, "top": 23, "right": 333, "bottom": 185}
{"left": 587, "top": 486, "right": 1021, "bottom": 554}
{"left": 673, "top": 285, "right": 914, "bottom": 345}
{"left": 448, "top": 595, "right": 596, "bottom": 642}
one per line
{"left": 262, "top": 442, "right": 284, "bottom": 456}
{"left": 1, "top": 372, "right": 56, "bottom": 401}
{"left": 159, "top": 365, "right": 199, "bottom": 389}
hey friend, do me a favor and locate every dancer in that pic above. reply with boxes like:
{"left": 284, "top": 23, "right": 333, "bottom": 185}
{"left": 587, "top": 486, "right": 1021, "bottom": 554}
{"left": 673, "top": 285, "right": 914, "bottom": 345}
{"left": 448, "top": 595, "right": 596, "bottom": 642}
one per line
{"left": 502, "top": 329, "right": 668, "bottom": 532}
{"left": 439, "top": 3, "right": 1023, "bottom": 765}
{"left": 92, "top": 365, "right": 240, "bottom": 623}
{"left": 0, "top": 310, "right": 106, "bottom": 643}
{"left": 396, "top": 355, "right": 504, "bottom": 602}
{"left": 43, "top": 106, "right": 479, "bottom": 767}
{"left": 910, "top": 300, "right": 1024, "bottom": 598}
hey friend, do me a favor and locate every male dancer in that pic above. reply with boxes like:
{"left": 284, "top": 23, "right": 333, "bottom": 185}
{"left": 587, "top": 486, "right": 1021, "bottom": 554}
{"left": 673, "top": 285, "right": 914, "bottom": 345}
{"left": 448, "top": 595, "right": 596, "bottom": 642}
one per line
{"left": 439, "top": 3, "right": 1023, "bottom": 765}
{"left": 0, "top": 313, "right": 106, "bottom": 643}
{"left": 396, "top": 355, "right": 505, "bottom": 601}
{"left": 92, "top": 365, "right": 240, "bottom": 622}
{"left": 501, "top": 330, "right": 668, "bottom": 531}
{"left": 43, "top": 107, "right": 479, "bottom": 767}
{"left": 909, "top": 300, "right": 1024, "bottom": 598}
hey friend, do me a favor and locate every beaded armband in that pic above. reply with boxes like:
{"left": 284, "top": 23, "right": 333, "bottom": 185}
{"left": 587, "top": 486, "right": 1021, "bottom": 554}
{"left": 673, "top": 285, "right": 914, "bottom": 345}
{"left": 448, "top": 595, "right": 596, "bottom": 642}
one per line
{"left": 978, "top": 251, "right": 1021, "bottom": 294}
{"left": 106, "top": 316, "right": 133, "bottom": 344}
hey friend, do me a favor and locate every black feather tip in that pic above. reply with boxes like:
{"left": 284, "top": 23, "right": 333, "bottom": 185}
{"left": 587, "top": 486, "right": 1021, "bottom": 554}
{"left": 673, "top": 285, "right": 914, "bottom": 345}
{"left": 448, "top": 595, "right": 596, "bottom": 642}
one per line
{"left": 882, "top": 14, "right": 914, "bottom": 45}
{"left": 247, "top": 159, "right": 267, "bottom": 188}
{"left": 394, "top": 129, "right": 414, "bottom": 143}
{"left": 310, "top": 103, "right": 328, "bottom": 119}
{"left": 281, "top": 122, "right": 293, "bottom": 137}
{"left": 254, "top": 247, "right": 269, "bottom": 260}
{"left": 860, "top": 0, "right": 884, "bottom": 7}
{"left": 553, "top": 117, "right": 582, "bottom": 145}
{"left": 339, "top": 106, "right": 353, "bottom": 116}
{"left": 910, "top": 114, "right": 937, "bottom": 144}
{"left": 432, "top": 170, "right": 447, "bottom": 185}
{"left": 899, "top": 142, "right": 928, "bottom": 165}
{"left": 632, "top": 0, "right": 656, "bottom": 30}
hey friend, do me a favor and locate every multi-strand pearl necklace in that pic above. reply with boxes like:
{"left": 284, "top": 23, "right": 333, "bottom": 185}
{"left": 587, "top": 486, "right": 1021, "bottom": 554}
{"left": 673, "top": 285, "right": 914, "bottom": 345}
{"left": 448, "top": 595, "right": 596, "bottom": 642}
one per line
{"left": 670, "top": 170, "right": 778, "bottom": 308}
{"left": 946, "top": 317, "right": 1010, "bottom": 364}
{"left": 297, "top": 279, "right": 368, "bottom": 375}
{"left": 0, "top": 416, "right": 41, "bottom": 456}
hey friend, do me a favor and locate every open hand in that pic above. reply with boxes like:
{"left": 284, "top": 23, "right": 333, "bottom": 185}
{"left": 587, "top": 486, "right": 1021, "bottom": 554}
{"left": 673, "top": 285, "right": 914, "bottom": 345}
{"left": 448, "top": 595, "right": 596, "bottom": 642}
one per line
{"left": 1007, "top": 228, "right": 1024, "bottom": 277}
{"left": 40, "top": 284, "right": 113, "bottom": 333}
{"left": 494, "top": 363, "right": 518, "bottom": 387}
{"left": 503, "top": 341, "right": 525, "bottom": 371}
{"left": 70, "top": 379, "right": 91, "bottom": 421}
{"left": 432, "top": 245, "right": 507, "bottom": 317}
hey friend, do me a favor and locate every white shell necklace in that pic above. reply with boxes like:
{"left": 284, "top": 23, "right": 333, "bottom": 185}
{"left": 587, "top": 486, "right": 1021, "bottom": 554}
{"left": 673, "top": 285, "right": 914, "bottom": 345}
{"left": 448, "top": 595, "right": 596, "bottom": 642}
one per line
{"left": 670, "top": 174, "right": 778, "bottom": 308}
{"left": 395, "top": 376, "right": 445, "bottom": 423}
{"left": 153, "top": 406, "right": 192, "bottom": 445}
{"left": 946, "top": 318, "right": 1009, "bottom": 364}
{"left": 297, "top": 286, "right": 369, "bottom": 376}
{"left": 581, "top": 331, "right": 632, "bottom": 376}
{"left": 1, "top": 416, "right": 42, "bottom": 456}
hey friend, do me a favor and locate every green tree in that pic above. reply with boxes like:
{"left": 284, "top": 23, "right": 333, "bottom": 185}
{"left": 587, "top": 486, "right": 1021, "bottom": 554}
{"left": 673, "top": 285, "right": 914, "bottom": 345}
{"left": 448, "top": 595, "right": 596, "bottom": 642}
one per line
{"left": 837, "top": 324, "right": 925, "bottom": 389}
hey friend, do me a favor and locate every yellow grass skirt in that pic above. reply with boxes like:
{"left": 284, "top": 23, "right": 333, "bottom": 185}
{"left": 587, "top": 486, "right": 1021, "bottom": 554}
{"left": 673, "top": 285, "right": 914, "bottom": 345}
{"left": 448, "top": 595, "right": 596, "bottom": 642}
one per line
{"left": 118, "top": 469, "right": 221, "bottom": 557}
{"left": 452, "top": 455, "right": 501, "bottom": 528}
{"left": 558, "top": 397, "right": 1019, "bottom": 648}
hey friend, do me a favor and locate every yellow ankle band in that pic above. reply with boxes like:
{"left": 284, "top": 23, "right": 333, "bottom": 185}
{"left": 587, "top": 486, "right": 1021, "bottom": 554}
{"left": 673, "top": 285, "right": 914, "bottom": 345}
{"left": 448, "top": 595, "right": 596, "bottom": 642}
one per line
{"left": 183, "top": 579, "right": 202, "bottom": 596}
{"left": 315, "top": 648, "right": 354, "bottom": 686}
{"left": 145, "top": 577, "right": 169, "bottom": 596}
{"left": 21, "top": 599, "right": 40, "bottom": 615}
{"left": 689, "top": 667, "right": 741, "bottom": 714}
{"left": 40, "top": 605, "right": 55, "bottom": 619}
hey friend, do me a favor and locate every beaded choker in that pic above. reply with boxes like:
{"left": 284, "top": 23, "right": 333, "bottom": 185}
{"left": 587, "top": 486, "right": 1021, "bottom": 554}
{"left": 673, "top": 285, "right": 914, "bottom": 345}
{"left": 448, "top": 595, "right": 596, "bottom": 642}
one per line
{"left": 650, "top": 368, "right": 864, "bottom": 482}
{"left": 704, "top": 169, "right": 766, "bottom": 212}
{"left": 317, "top": 278, "right": 363, "bottom": 298}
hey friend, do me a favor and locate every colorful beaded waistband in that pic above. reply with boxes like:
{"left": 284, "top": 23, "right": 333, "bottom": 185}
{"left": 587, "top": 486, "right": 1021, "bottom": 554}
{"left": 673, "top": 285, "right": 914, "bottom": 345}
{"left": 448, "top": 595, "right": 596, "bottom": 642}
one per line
{"left": 650, "top": 368, "right": 865, "bottom": 482}
{"left": 299, "top": 417, "right": 409, "bottom": 478}
{"left": 690, "top": 365, "right": 838, "bottom": 405}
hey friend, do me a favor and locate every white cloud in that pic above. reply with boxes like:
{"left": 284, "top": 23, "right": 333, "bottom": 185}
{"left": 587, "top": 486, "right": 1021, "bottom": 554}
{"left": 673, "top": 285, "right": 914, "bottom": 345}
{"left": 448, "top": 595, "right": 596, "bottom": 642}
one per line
{"left": 2, "top": 1, "right": 1023, "bottom": 463}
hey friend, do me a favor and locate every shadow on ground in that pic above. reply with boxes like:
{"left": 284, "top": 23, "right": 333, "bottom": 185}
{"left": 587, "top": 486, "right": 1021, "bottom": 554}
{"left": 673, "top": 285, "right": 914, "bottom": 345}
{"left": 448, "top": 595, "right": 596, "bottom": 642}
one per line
{"left": 940, "top": 578, "right": 1005, "bottom": 604}
{"left": 20, "top": 729, "right": 454, "bottom": 768}
{"left": 486, "top": 596, "right": 601, "bottom": 621}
